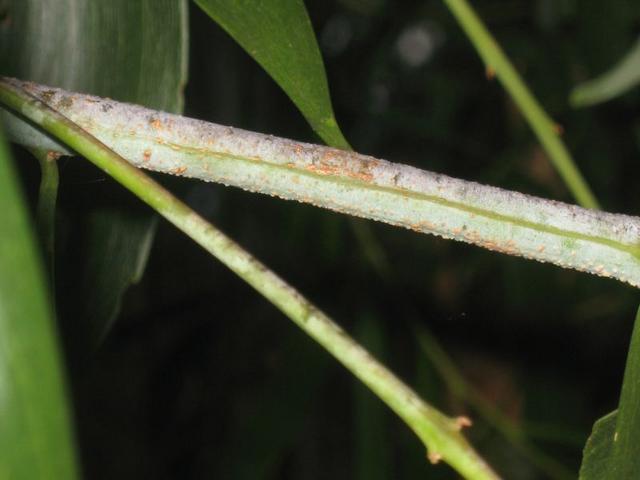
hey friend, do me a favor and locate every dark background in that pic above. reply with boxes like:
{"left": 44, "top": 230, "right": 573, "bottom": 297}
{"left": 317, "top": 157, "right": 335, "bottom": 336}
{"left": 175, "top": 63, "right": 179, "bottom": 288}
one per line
{"left": 15, "top": 0, "right": 640, "bottom": 478}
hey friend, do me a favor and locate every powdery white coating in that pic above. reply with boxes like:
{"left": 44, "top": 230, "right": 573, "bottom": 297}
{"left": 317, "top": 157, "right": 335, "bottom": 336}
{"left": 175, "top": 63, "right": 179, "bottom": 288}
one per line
{"left": 4, "top": 78, "right": 640, "bottom": 287}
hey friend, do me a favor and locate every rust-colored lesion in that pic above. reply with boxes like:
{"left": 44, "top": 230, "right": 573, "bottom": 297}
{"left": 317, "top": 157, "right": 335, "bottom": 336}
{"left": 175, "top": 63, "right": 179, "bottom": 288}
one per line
{"left": 553, "top": 123, "right": 564, "bottom": 135}
{"left": 147, "top": 115, "right": 163, "bottom": 131}
{"left": 171, "top": 166, "right": 187, "bottom": 175}
{"left": 39, "top": 89, "right": 57, "bottom": 103}
{"left": 477, "top": 238, "right": 521, "bottom": 257}
{"left": 427, "top": 451, "right": 443, "bottom": 465}
{"left": 45, "top": 150, "right": 62, "bottom": 162}
{"left": 142, "top": 149, "right": 152, "bottom": 162}
{"left": 485, "top": 65, "right": 496, "bottom": 80}
{"left": 58, "top": 95, "right": 74, "bottom": 109}
{"left": 454, "top": 416, "right": 473, "bottom": 430}
{"left": 305, "top": 149, "right": 377, "bottom": 183}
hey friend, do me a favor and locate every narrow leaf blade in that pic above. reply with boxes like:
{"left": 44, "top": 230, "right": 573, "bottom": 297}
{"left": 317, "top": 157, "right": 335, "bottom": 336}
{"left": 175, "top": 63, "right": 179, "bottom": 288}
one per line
{"left": 608, "top": 306, "right": 640, "bottom": 476}
{"left": 571, "top": 38, "right": 640, "bottom": 107}
{"left": 579, "top": 411, "right": 617, "bottom": 479}
{"left": 0, "top": 128, "right": 78, "bottom": 478}
{"left": 194, "top": 0, "right": 350, "bottom": 149}
{"left": 580, "top": 306, "right": 640, "bottom": 478}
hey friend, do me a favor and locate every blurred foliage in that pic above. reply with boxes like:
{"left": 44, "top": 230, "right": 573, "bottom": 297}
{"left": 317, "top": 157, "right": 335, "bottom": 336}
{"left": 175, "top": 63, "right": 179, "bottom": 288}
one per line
{"left": 6, "top": 0, "right": 640, "bottom": 478}
{"left": 0, "top": 130, "right": 78, "bottom": 478}
{"left": 571, "top": 37, "right": 640, "bottom": 107}
{"left": 579, "top": 411, "right": 617, "bottom": 479}
{"left": 580, "top": 307, "right": 640, "bottom": 479}
{"left": 0, "top": 0, "right": 187, "bottom": 352}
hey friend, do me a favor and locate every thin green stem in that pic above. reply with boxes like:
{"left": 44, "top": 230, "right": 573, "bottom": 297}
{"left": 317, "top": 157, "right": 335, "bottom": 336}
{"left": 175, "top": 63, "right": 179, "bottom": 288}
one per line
{"left": 30, "top": 148, "right": 59, "bottom": 279}
{"left": 0, "top": 75, "right": 500, "bottom": 480}
{"left": 442, "top": 0, "right": 600, "bottom": 210}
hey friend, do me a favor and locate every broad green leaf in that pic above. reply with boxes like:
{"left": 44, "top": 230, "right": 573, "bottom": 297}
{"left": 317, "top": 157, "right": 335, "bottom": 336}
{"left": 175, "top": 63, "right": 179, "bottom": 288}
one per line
{"left": 193, "top": 0, "right": 350, "bottom": 149}
{"left": 0, "top": 0, "right": 188, "bottom": 110}
{"left": 579, "top": 306, "right": 640, "bottom": 478}
{"left": 0, "top": 128, "right": 78, "bottom": 478}
{"left": 0, "top": 0, "right": 188, "bottom": 343}
{"left": 571, "top": 37, "right": 640, "bottom": 107}
{"left": 75, "top": 208, "right": 156, "bottom": 344}
{"left": 579, "top": 411, "right": 617, "bottom": 479}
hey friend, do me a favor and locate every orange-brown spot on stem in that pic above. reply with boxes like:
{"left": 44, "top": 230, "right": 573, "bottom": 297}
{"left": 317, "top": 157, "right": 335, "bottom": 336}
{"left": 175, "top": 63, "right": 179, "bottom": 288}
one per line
{"left": 478, "top": 239, "right": 522, "bottom": 257}
{"left": 171, "top": 166, "right": 187, "bottom": 175}
{"left": 40, "top": 90, "right": 56, "bottom": 103}
{"left": 306, "top": 163, "right": 374, "bottom": 182}
{"left": 142, "top": 149, "right": 152, "bottom": 162}
{"left": 427, "top": 451, "right": 442, "bottom": 464}
{"left": 46, "top": 151, "right": 62, "bottom": 162}
{"left": 455, "top": 416, "right": 473, "bottom": 430}
{"left": 306, "top": 150, "right": 376, "bottom": 183}
{"left": 59, "top": 96, "right": 74, "bottom": 109}
{"left": 485, "top": 65, "right": 496, "bottom": 80}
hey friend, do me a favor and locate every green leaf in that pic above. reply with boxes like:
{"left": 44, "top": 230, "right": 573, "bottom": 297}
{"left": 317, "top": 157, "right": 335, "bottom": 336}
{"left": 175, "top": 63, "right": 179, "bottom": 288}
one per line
{"left": 0, "top": 128, "right": 78, "bottom": 478}
{"left": 0, "top": 0, "right": 188, "bottom": 110}
{"left": 193, "top": 0, "right": 350, "bottom": 149}
{"left": 579, "top": 411, "right": 617, "bottom": 479}
{"left": 0, "top": 0, "right": 188, "bottom": 343}
{"left": 580, "top": 306, "right": 640, "bottom": 478}
{"left": 75, "top": 208, "right": 157, "bottom": 344}
{"left": 571, "top": 38, "right": 640, "bottom": 107}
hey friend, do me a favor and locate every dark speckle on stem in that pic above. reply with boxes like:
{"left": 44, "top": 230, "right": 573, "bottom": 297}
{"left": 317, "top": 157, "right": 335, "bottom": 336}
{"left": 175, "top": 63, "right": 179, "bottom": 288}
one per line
{"left": 59, "top": 96, "right": 74, "bottom": 109}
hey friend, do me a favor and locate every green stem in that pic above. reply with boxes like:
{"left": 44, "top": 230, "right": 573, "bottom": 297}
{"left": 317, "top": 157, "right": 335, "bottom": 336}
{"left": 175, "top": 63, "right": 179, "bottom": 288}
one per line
{"left": 0, "top": 73, "right": 500, "bottom": 480}
{"left": 30, "top": 148, "right": 59, "bottom": 279}
{"left": 2, "top": 78, "right": 639, "bottom": 289}
{"left": 442, "top": 0, "right": 600, "bottom": 210}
